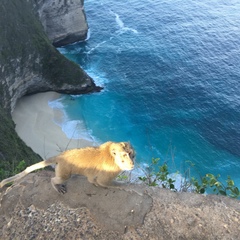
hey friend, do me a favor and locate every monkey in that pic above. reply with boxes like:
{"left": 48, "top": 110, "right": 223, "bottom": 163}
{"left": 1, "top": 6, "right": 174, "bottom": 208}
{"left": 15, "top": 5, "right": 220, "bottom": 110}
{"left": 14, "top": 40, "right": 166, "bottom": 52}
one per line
{"left": 0, "top": 141, "right": 135, "bottom": 194}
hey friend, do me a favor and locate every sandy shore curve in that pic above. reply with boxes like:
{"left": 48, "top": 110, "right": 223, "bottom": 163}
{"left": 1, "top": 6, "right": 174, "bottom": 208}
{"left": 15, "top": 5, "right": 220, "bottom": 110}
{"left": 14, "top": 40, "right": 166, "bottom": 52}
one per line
{"left": 12, "top": 92, "right": 94, "bottom": 159}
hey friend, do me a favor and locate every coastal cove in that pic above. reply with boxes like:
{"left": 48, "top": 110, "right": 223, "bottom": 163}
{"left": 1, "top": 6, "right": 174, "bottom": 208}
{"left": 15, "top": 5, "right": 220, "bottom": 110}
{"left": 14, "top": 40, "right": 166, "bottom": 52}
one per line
{"left": 12, "top": 92, "right": 94, "bottom": 159}
{"left": 2, "top": 1, "right": 240, "bottom": 239}
{"left": 9, "top": 0, "right": 240, "bottom": 189}
{"left": 0, "top": 0, "right": 101, "bottom": 180}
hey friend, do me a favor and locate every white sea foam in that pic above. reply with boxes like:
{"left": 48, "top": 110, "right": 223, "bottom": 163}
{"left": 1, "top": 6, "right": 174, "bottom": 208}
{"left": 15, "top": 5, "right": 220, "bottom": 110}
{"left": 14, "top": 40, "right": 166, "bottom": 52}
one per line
{"left": 48, "top": 97, "right": 69, "bottom": 128}
{"left": 85, "top": 28, "right": 91, "bottom": 41}
{"left": 85, "top": 68, "right": 109, "bottom": 87}
{"left": 86, "top": 12, "right": 137, "bottom": 55}
{"left": 48, "top": 96, "right": 65, "bottom": 109}
{"left": 110, "top": 10, "right": 138, "bottom": 34}
{"left": 48, "top": 97, "right": 99, "bottom": 145}
{"left": 122, "top": 27, "right": 138, "bottom": 34}
{"left": 87, "top": 40, "right": 107, "bottom": 54}
{"left": 61, "top": 120, "right": 94, "bottom": 141}
{"left": 115, "top": 13, "right": 124, "bottom": 28}
{"left": 57, "top": 47, "right": 68, "bottom": 55}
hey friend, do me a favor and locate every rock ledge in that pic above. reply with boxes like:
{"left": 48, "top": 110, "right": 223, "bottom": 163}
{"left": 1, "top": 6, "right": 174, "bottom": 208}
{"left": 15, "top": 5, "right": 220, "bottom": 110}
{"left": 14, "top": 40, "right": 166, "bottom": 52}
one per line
{"left": 1, "top": 171, "right": 239, "bottom": 239}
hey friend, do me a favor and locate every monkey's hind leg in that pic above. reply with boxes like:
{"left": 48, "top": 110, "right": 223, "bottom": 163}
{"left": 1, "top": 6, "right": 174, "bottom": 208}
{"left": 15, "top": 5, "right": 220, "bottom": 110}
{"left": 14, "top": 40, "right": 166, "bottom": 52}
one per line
{"left": 51, "top": 164, "right": 71, "bottom": 194}
{"left": 87, "top": 175, "right": 98, "bottom": 186}
{"left": 51, "top": 177, "right": 67, "bottom": 194}
{"left": 96, "top": 174, "right": 125, "bottom": 189}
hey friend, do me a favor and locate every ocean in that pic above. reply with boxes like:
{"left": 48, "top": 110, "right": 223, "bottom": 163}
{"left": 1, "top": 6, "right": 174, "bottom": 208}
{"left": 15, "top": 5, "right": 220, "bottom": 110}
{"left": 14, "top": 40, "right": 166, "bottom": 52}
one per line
{"left": 51, "top": 0, "right": 240, "bottom": 187}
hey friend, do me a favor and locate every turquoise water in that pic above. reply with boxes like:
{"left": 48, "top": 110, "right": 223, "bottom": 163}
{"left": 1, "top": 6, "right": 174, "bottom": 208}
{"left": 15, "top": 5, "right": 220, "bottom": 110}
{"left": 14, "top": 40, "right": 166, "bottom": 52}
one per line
{"left": 54, "top": 0, "right": 240, "bottom": 186}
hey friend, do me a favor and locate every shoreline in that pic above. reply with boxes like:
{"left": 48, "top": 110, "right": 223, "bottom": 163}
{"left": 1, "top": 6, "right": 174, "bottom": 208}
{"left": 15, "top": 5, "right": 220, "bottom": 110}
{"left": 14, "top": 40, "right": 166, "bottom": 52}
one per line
{"left": 12, "top": 92, "right": 94, "bottom": 159}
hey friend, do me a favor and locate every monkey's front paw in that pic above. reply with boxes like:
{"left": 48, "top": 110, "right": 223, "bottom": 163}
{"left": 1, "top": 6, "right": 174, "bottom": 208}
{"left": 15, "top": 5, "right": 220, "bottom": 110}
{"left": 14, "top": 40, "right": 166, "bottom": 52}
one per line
{"left": 55, "top": 184, "right": 67, "bottom": 194}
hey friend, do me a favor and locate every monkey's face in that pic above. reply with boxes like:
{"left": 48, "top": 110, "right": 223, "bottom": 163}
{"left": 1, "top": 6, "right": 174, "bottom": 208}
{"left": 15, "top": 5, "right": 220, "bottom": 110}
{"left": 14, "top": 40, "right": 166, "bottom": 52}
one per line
{"left": 110, "top": 142, "right": 135, "bottom": 170}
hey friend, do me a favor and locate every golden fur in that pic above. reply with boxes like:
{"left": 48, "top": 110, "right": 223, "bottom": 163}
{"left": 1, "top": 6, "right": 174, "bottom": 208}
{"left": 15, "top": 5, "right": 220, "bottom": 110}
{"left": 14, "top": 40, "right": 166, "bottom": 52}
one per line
{"left": 0, "top": 141, "right": 135, "bottom": 193}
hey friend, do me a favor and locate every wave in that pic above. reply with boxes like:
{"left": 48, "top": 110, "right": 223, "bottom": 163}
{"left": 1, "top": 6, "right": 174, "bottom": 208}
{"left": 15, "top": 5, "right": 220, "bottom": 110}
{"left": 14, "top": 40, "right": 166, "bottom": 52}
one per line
{"left": 85, "top": 28, "right": 91, "bottom": 41}
{"left": 114, "top": 12, "right": 124, "bottom": 28}
{"left": 86, "top": 40, "right": 107, "bottom": 54}
{"left": 85, "top": 11, "right": 138, "bottom": 55}
{"left": 111, "top": 10, "right": 138, "bottom": 34}
{"left": 85, "top": 68, "right": 109, "bottom": 87}
{"left": 48, "top": 96, "right": 65, "bottom": 110}
{"left": 48, "top": 97, "right": 99, "bottom": 144}
{"left": 61, "top": 120, "right": 96, "bottom": 142}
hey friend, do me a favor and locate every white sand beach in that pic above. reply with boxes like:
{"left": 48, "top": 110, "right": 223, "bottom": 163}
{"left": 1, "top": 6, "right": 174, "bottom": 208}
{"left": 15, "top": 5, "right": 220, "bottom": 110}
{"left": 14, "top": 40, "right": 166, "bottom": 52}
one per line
{"left": 12, "top": 92, "right": 94, "bottom": 159}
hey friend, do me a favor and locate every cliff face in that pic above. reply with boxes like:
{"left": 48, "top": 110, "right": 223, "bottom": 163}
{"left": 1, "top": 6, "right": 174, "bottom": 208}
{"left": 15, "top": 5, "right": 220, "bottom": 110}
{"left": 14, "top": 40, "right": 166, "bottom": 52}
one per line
{"left": 0, "top": 0, "right": 98, "bottom": 112}
{"left": 0, "top": 0, "right": 100, "bottom": 179}
{"left": 34, "top": 0, "right": 88, "bottom": 47}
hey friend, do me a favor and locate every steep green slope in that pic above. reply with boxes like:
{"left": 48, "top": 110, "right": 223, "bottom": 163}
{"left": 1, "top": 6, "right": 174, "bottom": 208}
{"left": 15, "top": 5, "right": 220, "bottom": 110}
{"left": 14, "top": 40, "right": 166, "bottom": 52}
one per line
{"left": 0, "top": 0, "right": 100, "bottom": 179}
{"left": 0, "top": 106, "right": 41, "bottom": 179}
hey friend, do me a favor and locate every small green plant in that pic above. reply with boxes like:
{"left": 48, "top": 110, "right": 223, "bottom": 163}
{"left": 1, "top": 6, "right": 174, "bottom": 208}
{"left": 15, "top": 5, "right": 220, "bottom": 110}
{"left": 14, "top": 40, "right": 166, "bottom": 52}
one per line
{"left": 191, "top": 176, "right": 208, "bottom": 194}
{"left": 117, "top": 171, "right": 132, "bottom": 183}
{"left": 191, "top": 174, "right": 240, "bottom": 198}
{"left": 0, "top": 168, "right": 5, "bottom": 180}
{"left": 138, "top": 158, "right": 240, "bottom": 199}
{"left": 138, "top": 158, "right": 176, "bottom": 191}
{"left": 13, "top": 160, "right": 27, "bottom": 175}
{"left": 0, "top": 160, "right": 27, "bottom": 187}
{"left": 117, "top": 173, "right": 129, "bottom": 181}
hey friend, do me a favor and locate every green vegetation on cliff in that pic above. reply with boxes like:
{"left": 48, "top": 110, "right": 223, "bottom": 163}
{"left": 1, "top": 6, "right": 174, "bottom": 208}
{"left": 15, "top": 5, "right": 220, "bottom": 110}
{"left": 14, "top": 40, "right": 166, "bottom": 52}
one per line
{"left": 0, "top": 0, "right": 95, "bottom": 96}
{"left": 0, "top": 106, "right": 41, "bottom": 179}
{"left": 138, "top": 157, "right": 240, "bottom": 199}
{"left": 0, "top": 0, "right": 99, "bottom": 180}
{"left": 0, "top": 0, "right": 43, "bottom": 179}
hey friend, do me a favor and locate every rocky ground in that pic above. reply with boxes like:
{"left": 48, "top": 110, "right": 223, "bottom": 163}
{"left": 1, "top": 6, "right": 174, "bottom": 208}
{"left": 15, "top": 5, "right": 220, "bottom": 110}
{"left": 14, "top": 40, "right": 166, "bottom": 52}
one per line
{"left": 0, "top": 170, "right": 239, "bottom": 239}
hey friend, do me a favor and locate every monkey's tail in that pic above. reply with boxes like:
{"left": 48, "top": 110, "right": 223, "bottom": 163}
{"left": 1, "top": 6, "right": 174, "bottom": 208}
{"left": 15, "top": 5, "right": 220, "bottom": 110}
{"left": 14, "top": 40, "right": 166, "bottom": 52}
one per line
{"left": 0, "top": 157, "right": 56, "bottom": 188}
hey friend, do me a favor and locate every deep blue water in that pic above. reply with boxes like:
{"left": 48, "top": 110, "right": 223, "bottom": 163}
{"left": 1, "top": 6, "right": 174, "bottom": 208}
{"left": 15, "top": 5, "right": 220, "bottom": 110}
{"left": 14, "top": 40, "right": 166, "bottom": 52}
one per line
{"left": 54, "top": 0, "right": 240, "bottom": 186}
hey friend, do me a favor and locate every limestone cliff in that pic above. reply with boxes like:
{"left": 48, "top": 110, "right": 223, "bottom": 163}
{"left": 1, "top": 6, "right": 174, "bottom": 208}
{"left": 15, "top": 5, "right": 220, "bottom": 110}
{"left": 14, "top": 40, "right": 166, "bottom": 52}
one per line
{"left": 33, "top": 0, "right": 88, "bottom": 47}
{"left": 0, "top": 0, "right": 99, "bottom": 112}
{"left": 0, "top": 171, "right": 239, "bottom": 239}
{"left": 0, "top": 0, "right": 101, "bottom": 179}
